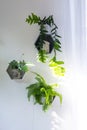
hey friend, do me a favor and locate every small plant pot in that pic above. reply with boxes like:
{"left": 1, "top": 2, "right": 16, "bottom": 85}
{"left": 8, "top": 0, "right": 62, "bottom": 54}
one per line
{"left": 35, "top": 34, "right": 54, "bottom": 53}
{"left": 7, "top": 66, "right": 25, "bottom": 79}
{"left": 39, "top": 96, "right": 55, "bottom": 105}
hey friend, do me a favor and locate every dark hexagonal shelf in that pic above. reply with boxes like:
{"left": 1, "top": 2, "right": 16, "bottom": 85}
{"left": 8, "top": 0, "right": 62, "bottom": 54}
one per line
{"left": 7, "top": 66, "right": 25, "bottom": 79}
{"left": 6, "top": 60, "right": 29, "bottom": 79}
{"left": 35, "top": 34, "right": 54, "bottom": 53}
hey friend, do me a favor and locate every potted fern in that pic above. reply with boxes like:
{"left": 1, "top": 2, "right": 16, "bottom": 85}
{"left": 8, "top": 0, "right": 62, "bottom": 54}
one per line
{"left": 26, "top": 72, "right": 62, "bottom": 111}
{"left": 7, "top": 60, "right": 31, "bottom": 79}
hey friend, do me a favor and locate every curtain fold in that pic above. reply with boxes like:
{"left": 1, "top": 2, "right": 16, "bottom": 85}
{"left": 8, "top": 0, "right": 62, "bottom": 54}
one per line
{"left": 63, "top": 0, "right": 86, "bottom": 73}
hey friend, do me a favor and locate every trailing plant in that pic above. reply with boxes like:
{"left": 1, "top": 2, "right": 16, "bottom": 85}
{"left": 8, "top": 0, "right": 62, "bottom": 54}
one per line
{"left": 37, "top": 50, "right": 48, "bottom": 63}
{"left": 26, "top": 72, "right": 62, "bottom": 111}
{"left": 26, "top": 13, "right": 65, "bottom": 76}
{"left": 26, "top": 13, "right": 61, "bottom": 62}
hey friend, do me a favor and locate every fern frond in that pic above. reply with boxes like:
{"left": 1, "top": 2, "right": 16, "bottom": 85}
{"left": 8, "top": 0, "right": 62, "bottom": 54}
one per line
{"left": 37, "top": 50, "right": 48, "bottom": 63}
{"left": 26, "top": 13, "right": 41, "bottom": 25}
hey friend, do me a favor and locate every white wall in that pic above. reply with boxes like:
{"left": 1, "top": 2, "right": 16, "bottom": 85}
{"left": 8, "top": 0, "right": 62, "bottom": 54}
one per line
{"left": 0, "top": 0, "right": 77, "bottom": 130}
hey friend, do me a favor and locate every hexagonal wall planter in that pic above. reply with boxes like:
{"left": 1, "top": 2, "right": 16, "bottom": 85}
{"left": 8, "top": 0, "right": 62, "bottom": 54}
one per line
{"left": 7, "top": 67, "right": 25, "bottom": 79}
{"left": 35, "top": 34, "right": 54, "bottom": 53}
{"left": 7, "top": 60, "right": 29, "bottom": 79}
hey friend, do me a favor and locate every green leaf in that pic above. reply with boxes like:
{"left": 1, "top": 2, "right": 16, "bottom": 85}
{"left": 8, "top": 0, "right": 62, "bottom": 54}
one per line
{"left": 55, "top": 61, "right": 64, "bottom": 64}
{"left": 55, "top": 39, "right": 61, "bottom": 44}
{"left": 50, "top": 83, "right": 58, "bottom": 88}
{"left": 26, "top": 84, "right": 38, "bottom": 100}
{"left": 26, "top": 13, "right": 40, "bottom": 25}
{"left": 38, "top": 50, "right": 48, "bottom": 63}
{"left": 49, "top": 59, "right": 65, "bottom": 76}
{"left": 53, "top": 91, "right": 62, "bottom": 104}
{"left": 54, "top": 42, "right": 61, "bottom": 51}
{"left": 51, "top": 32, "right": 56, "bottom": 35}
{"left": 49, "top": 61, "right": 58, "bottom": 67}
{"left": 51, "top": 27, "right": 57, "bottom": 32}
{"left": 56, "top": 35, "right": 61, "bottom": 38}
{"left": 21, "top": 65, "right": 29, "bottom": 72}
{"left": 49, "top": 58, "right": 64, "bottom": 67}
{"left": 53, "top": 66, "right": 65, "bottom": 76}
{"left": 31, "top": 71, "right": 46, "bottom": 85}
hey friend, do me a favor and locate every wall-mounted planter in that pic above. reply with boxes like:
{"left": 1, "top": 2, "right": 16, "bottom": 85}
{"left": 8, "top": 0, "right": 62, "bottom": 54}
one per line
{"left": 7, "top": 60, "right": 29, "bottom": 79}
{"left": 26, "top": 13, "right": 62, "bottom": 63}
{"left": 35, "top": 34, "right": 54, "bottom": 53}
{"left": 7, "top": 67, "right": 25, "bottom": 79}
{"left": 26, "top": 13, "right": 65, "bottom": 76}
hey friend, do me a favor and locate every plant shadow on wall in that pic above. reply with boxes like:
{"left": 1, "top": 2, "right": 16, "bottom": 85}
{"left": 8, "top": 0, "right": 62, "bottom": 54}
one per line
{"left": 26, "top": 13, "right": 65, "bottom": 76}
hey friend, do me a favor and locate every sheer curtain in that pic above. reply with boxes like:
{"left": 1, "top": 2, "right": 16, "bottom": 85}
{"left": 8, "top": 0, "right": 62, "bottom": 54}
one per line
{"left": 63, "top": 0, "right": 86, "bottom": 71}
{"left": 62, "top": 0, "right": 87, "bottom": 130}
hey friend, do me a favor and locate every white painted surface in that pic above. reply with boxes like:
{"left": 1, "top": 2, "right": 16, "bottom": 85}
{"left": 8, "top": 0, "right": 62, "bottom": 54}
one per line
{"left": 0, "top": 0, "right": 77, "bottom": 130}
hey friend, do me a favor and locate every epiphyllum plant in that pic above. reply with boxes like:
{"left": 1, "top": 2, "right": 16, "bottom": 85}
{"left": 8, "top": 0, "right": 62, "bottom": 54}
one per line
{"left": 26, "top": 13, "right": 65, "bottom": 76}
{"left": 26, "top": 72, "right": 62, "bottom": 111}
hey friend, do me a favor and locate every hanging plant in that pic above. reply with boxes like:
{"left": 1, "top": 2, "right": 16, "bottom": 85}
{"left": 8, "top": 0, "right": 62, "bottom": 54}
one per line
{"left": 26, "top": 13, "right": 61, "bottom": 62}
{"left": 26, "top": 13, "right": 65, "bottom": 76}
{"left": 26, "top": 72, "right": 62, "bottom": 111}
{"left": 7, "top": 60, "right": 32, "bottom": 79}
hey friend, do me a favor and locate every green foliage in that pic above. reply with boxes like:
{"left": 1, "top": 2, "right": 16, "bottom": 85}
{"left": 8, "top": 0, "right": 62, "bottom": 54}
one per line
{"left": 54, "top": 41, "right": 61, "bottom": 52}
{"left": 26, "top": 13, "right": 62, "bottom": 62}
{"left": 37, "top": 50, "right": 48, "bottom": 63}
{"left": 9, "top": 60, "right": 29, "bottom": 72}
{"left": 26, "top": 13, "right": 40, "bottom": 24}
{"left": 26, "top": 72, "right": 62, "bottom": 111}
{"left": 49, "top": 57, "right": 65, "bottom": 76}
{"left": 26, "top": 13, "right": 54, "bottom": 26}
{"left": 39, "top": 15, "right": 54, "bottom": 26}
{"left": 26, "top": 13, "right": 65, "bottom": 77}
{"left": 51, "top": 23, "right": 62, "bottom": 52}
